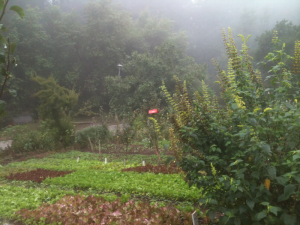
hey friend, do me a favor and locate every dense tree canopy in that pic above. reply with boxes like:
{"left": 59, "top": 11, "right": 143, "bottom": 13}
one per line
{"left": 1, "top": 0, "right": 299, "bottom": 121}
{"left": 106, "top": 42, "right": 206, "bottom": 114}
{"left": 253, "top": 20, "right": 300, "bottom": 81}
{"left": 2, "top": 0, "right": 200, "bottom": 118}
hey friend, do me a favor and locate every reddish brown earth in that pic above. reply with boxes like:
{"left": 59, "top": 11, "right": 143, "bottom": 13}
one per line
{"left": 4, "top": 168, "right": 73, "bottom": 183}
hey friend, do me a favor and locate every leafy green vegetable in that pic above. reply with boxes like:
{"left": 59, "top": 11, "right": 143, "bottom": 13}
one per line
{"left": 43, "top": 170, "right": 201, "bottom": 202}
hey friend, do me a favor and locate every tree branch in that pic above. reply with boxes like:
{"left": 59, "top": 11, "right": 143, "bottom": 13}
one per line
{"left": 0, "top": 0, "right": 9, "bottom": 23}
{"left": 0, "top": 38, "right": 10, "bottom": 99}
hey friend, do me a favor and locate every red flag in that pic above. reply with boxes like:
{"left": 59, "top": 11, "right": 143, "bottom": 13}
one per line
{"left": 148, "top": 109, "right": 158, "bottom": 114}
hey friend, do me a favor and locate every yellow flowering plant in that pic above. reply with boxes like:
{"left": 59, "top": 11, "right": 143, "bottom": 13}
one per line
{"left": 162, "top": 29, "right": 300, "bottom": 224}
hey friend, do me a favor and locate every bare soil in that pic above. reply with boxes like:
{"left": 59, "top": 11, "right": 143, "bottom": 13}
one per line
{"left": 4, "top": 168, "right": 74, "bottom": 183}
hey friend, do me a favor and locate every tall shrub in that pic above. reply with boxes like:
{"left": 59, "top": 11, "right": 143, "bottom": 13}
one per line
{"left": 32, "top": 75, "right": 78, "bottom": 146}
{"left": 162, "top": 28, "right": 300, "bottom": 224}
{"left": 75, "top": 124, "right": 111, "bottom": 148}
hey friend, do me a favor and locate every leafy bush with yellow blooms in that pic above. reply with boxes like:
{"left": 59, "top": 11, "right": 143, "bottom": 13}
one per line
{"left": 162, "top": 28, "right": 300, "bottom": 225}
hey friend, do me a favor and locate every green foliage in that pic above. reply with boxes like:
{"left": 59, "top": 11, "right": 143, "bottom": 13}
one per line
{"left": 1, "top": 124, "right": 56, "bottom": 153}
{"left": 75, "top": 124, "right": 112, "bottom": 148}
{"left": 255, "top": 20, "right": 300, "bottom": 77}
{"left": 91, "top": 162, "right": 141, "bottom": 172}
{"left": 9, "top": 5, "right": 25, "bottom": 19}
{"left": 132, "top": 9, "right": 187, "bottom": 53}
{"left": 4, "top": 1, "right": 193, "bottom": 116}
{"left": 1, "top": 152, "right": 173, "bottom": 175}
{"left": 0, "top": 1, "right": 24, "bottom": 117}
{"left": 2, "top": 154, "right": 202, "bottom": 203}
{"left": 43, "top": 169, "right": 201, "bottom": 202}
{"left": 114, "top": 112, "right": 137, "bottom": 151}
{"left": 106, "top": 42, "right": 206, "bottom": 114}
{"left": 32, "top": 75, "right": 78, "bottom": 121}
{"left": 3, "top": 157, "right": 105, "bottom": 172}
{"left": 0, "top": 184, "right": 76, "bottom": 219}
{"left": 4, "top": 5, "right": 77, "bottom": 113}
{"left": 0, "top": 150, "right": 201, "bottom": 223}
{"left": 122, "top": 163, "right": 183, "bottom": 175}
{"left": 46, "top": 150, "right": 171, "bottom": 165}
{"left": 120, "top": 193, "right": 131, "bottom": 204}
{"left": 32, "top": 75, "right": 78, "bottom": 146}
{"left": 163, "top": 29, "right": 300, "bottom": 224}
{"left": 148, "top": 116, "right": 167, "bottom": 162}
{"left": 39, "top": 117, "right": 75, "bottom": 147}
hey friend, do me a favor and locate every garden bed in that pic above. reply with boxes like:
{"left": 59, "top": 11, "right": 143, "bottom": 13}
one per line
{"left": 4, "top": 168, "right": 74, "bottom": 183}
{"left": 16, "top": 195, "right": 193, "bottom": 225}
{"left": 122, "top": 163, "right": 183, "bottom": 175}
{"left": 0, "top": 150, "right": 214, "bottom": 225}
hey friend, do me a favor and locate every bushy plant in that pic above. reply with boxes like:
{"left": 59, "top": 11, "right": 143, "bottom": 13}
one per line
{"left": 32, "top": 75, "right": 78, "bottom": 146}
{"left": 113, "top": 111, "right": 138, "bottom": 153}
{"left": 32, "top": 75, "right": 78, "bottom": 121}
{"left": 141, "top": 137, "right": 151, "bottom": 148}
{"left": 40, "top": 117, "right": 75, "bottom": 147}
{"left": 1, "top": 125, "right": 57, "bottom": 153}
{"left": 162, "top": 28, "right": 300, "bottom": 224}
{"left": 75, "top": 124, "right": 112, "bottom": 148}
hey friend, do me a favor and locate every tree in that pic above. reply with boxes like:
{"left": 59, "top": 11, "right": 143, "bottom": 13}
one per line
{"left": 105, "top": 42, "right": 206, "bottom": 115}
{"left": 32, "top": 75, "right": 78, "bottom": 121}
{"left": 32, "top": 75, "right": 78, "bottom": 145}
{"left": 2, "top": 6, "right": 51, "bottom": 116}
{"left": 0, "top": 0, "right": 24, "bottom": 118}
{"left": 254, "top": 20, "right": 300, "bottom": 77}
{"left": 4, "top": 5, "right": 82, "bottom": 115}
{"left": 1, "top": 0, "right": 202, "bottom": 117}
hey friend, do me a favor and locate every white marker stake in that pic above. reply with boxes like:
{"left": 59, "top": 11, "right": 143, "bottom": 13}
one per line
{"left": 124, "top": 159, "right": 126, "bottom": 167}
{"left": 77, "top": 157, "right": 79, "bottom": 163}
{"left": 105, "top": 158, "right": 107, "bottom": 164}
{"left": 192, "top": 211, "right": 199, "bottom": 225}
{"left": 143, "top": 161, "right": 145, "bottom": 166}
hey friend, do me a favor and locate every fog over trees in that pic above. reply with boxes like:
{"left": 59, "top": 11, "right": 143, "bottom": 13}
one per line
{"left": 1, "top": 2, "right": 300, "bottom": 224}
{"left": 0, "top": 0, "right": 299, "bottom": 119}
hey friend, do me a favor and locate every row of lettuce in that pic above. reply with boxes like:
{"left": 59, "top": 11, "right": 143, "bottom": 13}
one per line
{"left": 0, "top": 152, "right": 204, "bottom": 223}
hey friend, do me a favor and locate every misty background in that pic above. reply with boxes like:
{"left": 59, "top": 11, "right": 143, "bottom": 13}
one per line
{"left": 1, "top": 0, "right": 300, "bottom": 122}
